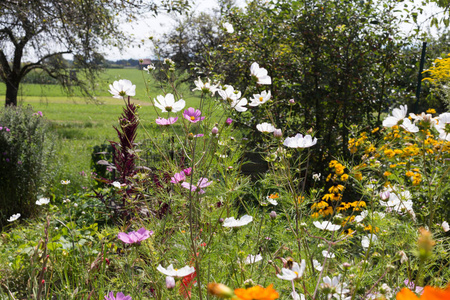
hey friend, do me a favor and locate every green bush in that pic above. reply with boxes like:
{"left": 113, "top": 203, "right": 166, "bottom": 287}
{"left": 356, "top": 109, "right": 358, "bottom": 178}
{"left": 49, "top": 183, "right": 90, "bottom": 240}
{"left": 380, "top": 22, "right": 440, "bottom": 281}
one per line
{"left": 0, "top": 106, "right": 55, "bottom": 228}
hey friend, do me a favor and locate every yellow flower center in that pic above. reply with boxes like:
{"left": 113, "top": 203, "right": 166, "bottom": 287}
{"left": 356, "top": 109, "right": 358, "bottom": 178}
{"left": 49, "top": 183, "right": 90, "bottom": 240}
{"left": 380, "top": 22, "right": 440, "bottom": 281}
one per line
{"left": 190, "top": 116, "right": 196, "bottom": 121}
{"left": 259, "top": 96, "right": 264, "bottom": 102}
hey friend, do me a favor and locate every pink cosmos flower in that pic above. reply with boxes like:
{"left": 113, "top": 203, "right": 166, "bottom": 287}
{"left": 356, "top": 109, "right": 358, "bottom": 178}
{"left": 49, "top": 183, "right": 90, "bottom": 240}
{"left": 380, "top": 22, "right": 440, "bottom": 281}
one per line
{"left": 117, "top": 228, "right": 153, "bottom": 244}
{"left": 171, "top": 171, "right": 186, "bottom": 183}
{"left": 155, "top": 117, "right": 178, "bottom": 126}
{"left": 226, "top": 118, "right": 233, "bottom": 125}
{"left": 181, "top": 177, "right": 212, "bottom": 194}
{"left": 183, "top": 107, "right": 205, "bottom": 123}
{"left": 104, "top": 292, "right": 132, "bottom": 300}
{"left": 194, "top": 134, "right": 204, "bottom": 138}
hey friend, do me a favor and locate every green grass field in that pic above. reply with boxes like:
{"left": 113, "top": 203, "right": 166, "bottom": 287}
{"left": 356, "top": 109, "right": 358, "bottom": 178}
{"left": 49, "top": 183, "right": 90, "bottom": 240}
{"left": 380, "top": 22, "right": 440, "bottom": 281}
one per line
{"left": 0, "top": 68, "right": 204, "bottom": 196}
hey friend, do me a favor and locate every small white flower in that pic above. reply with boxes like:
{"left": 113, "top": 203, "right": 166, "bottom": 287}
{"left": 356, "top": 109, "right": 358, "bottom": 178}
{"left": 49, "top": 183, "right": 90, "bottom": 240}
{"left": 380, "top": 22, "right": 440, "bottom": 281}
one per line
{"left": 36, "top": 197, "right": 50, "bottom": 206}
{"left": 154, "top": 93, "right": 186, "bottom": 113}
{"left": 223, "top": 22, "right": 234, "bottom": 33}
{"left": 143, "top": 64, "right": 155, "bottom": 72}
{"left": 277, "top": 259, "right": 306, "bottom": 281}
{"left": 400, "top": 118, "right": 419, "bottom": 133}
{"left": 250, "top": 62, "right": 272, "bottom": 85}
{"left": 223, "top": 215, "right": 253, "bottom": 227}
{"left": 266, "top": 197, "right": 278, "bottom": 206}
{"left": 73, "top": 203, "right": 78, "bottom": 207}
{"left": 442, "top": 221, "right": 449, "bottom": 232}
{"left": 108, "top": 79, "right": 136, "bottom": 99}
{"left": 256, "top": 122, "right": 276, "bottom": 133}
{"left": 291, "top": 291, "right": 305, "bottom": 300}
{"left": 361, "top": 234, "right": 378, "bottom": 249}
{"left": 157, "top": 264, "right": 195, "bottom": 278}
{"left": 382, "top": 105, "right": 408, "bottom": 127}
{"left": 163, "top": 58, "right": 175, "bottom": 65}
{"left": 322, "top": 250, "right": 335, "bottom": 258}
{"left": 192, "top": 77, "right": 219, "bottom": 95}
{"left": 283, "top": 134, "right": 317, "bottom": 148}
{"left": 313, "top": 221, "right": 341, "bottom": 231}
{"left": 249, "top": 90, "right": 271, "bottom": 106}
{"left": 7, "top": 213, "right": 20, "bottom": 222}
{"left": 230, "top": 97, "right": 248, "bottom": 112}
{"left": 313, "top": 259, "right": 323, "bottom": 271}
{"left": 244, "top": 254, "right": 263, "bottom": 264}
{"left": 435, "top": 112, "right": 450, "bottom": 141}
{"left": 312, "top": 173, "right": 321, "bottom": 181}
{"left": 61, "top": 180, "right": 70, "bottom": 185}
{"left": 112, "top": 181, "right": 121, "bottom": 189}
{"left": 354, "top": 210, "right": 368, "bottom": 223}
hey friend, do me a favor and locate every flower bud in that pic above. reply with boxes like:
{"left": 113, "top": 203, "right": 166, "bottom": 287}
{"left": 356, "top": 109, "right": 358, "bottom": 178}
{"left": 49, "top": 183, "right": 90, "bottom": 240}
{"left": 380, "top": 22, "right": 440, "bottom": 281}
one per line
{"left": 289, "top": 99, "right": 295, "bottom": 104}
{"left": 218, "top": 218, "right": 224, "bottom": 223}
{"left": 207, "top": 283, "right": 234, "bottom": 298}
{"left": 166, "top": 276, "right": 176, "bottom": 289}
{"left": 211, "top": 126, "right": 219, "bottom": 135}
{"left": 269, "top": 211, "right": 277, "bottom": 219}
{"left": 273, "top": 129, "right": 282, "bottom": 139}
{"left": 225, "top": 118, "right": 233, "bottom": 125}
{"left": 380, "top": 191, "right": 390, "bottom": 201}
{"left": 188, "top": 133, "right": 194, "bottom": 140}
{"left": 342, "top": 262, "right": 351, "bottom": 269}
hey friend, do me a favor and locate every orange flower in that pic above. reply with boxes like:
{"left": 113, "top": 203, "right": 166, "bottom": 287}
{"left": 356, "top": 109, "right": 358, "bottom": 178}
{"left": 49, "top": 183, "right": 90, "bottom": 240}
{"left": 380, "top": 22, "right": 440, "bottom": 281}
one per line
{"left": 396, "top": 286, "right": 450, "bottom": 300}
{"left": 234, "top": 284, "right": 279, "bottom": 300}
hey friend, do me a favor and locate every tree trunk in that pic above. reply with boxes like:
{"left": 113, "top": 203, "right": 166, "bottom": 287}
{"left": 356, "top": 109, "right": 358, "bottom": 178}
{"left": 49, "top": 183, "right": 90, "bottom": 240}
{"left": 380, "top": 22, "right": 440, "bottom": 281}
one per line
{"left": 5, "top": 79, "right": 19, "bottom": 106}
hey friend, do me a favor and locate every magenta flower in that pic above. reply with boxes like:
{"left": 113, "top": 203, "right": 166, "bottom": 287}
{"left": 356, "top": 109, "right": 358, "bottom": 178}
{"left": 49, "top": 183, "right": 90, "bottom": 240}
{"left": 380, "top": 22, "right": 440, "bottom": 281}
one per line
{"left": 183, "top": 107, "right": 205, "bottom": 123}
{"left": 226, "top": 118, "right": 233, "bottom": 125}
{"left": 155, "top": 117, "right": 178, "bottom": 126}
{"left": 171, "top": 171, "right": 186, "bottom": 184}
{"left": 117, "top": 228, "right": 153, "bottom": 244}
{"left": 104, "top": 292, "right": 132, "bottom": 300}
{"left": 183, "top": 168, "right": 192, "bottom": 176}
{"left": 194, "top": 134, "right": 204, "bottom": 138}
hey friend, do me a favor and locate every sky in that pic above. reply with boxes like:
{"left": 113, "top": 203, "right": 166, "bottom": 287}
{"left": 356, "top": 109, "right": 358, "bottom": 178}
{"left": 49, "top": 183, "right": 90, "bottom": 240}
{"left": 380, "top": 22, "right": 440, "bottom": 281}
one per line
{"left": 102, "top": 0, "right": 443, "bottom": 61}
{"left": 103, "top": 0, "right": 247, "bottom": 61}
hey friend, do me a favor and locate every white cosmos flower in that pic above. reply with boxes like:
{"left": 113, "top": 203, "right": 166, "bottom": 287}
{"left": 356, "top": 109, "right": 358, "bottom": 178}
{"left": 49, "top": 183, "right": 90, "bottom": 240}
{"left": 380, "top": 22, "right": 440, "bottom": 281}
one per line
{"left": 380, "top": 188, "right": 415, "bottom": 218}
{"left": 313, "top": 221, "right": 341, "bottom": 231}
{"left": 400, "top": 118, "right": 419, "bottom": 133}
{"left": 244, "top": 254, "right": 263, "bottom": 264}
{"left": 382, "top": 105, "right": 408, "bottom": 127}
{"left": 291, "top": 291, "right": 305, "bottom": 300}
{"left": 112, "top": 181, "right": 121, "bottom": 189}
{"left": 157, "top": 264, "right": 195, "bottom": 278}
{"left": 192, "top": 77, "right": 219, "bottom": 96}
{"left": 283, "top": 134, "right": 317, "bottom": 148}
{"left": 322, "top": 250, "right": 335, "bottom": 258}
{"left": 250, "top": 62, "right": 272, "bottom": 85}
{"left": 249, "top": 90, "right": 271, "bottom": 106}
{"left": 277, "top": 259, "right": 306, "bottom": 281}
{"left": 354, "top": 210, "right": 368, "bottom": 223}
{"left": 36, "top": 197, "right": 50, "bottom": 205}
{"left": 313, "top": 259, "right": 323, "bottom": 271}
{"left": 218, "top": 85, "right": 241, "bottom": 102}
{"left": 361, "top": 234, "right": 377, "bottom": 249}
{"left": 223, "top": 215, "right": 253, "bottom": 227}
{"left": 154, "top": 93, "right": 186, "bottom": 113}
{"left": 409, "top": 112, "right": 436, "bottom": 125}
{"left": 435, "top": 112, "right": 450, "bottom": 141}
{"left": 7, "top": 213, "right": 20, "bottom": 222}
{"left": 108, "top": 79, "right": 136, "bottom": 99}
{"left": 223, "top": 22, "right": 234, "bottom": 33}
{"left": 230, "top": 97, "right": 248, "bottom": 112}
{"left": 61, "top": 180, "right": 70, "bottom": 185}
{"left": 256, "top": 122, "right": 276, "bottom": 133}
{"left": 442, "top": 221, "right": 449, "bottom": 232}
{"left": 267, "top": 197, "right": 278, "bottom": 206}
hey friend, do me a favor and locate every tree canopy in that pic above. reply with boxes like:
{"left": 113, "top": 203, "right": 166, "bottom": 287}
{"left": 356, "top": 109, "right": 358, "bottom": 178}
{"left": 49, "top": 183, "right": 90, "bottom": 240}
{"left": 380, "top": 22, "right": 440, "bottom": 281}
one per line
{"left": 0, "top": 0, "right": 189, "bottom": 106}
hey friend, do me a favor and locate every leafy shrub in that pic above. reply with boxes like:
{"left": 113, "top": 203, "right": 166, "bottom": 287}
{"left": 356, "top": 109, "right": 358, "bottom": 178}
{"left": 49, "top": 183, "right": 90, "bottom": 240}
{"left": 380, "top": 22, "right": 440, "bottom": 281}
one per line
{"left": 0, "top": 106, "right": 55, "bottom": 228}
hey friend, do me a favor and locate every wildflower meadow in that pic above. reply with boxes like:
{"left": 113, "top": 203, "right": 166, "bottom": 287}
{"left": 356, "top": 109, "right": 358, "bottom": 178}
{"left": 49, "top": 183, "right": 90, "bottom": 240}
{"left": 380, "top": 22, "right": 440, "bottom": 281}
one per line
{"left": 2, "top": 2, "right": 450, "bottom": 299}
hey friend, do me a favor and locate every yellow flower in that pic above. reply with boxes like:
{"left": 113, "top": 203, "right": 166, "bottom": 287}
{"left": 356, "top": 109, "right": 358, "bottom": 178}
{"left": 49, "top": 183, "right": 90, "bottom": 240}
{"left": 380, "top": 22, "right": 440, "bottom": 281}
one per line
{"left": 234, "top": 284, "right": 280, "bottom": 300}
{"left": 341, "top": 174, "right": 349, "bottom": 181}
{"left": 354, "top": 172, "right": 363, "bottom": 181}
{"left": 371, "top": 127, "right": 380, "bottom": 134}
{"left": 384, "top": 149, "right": 396, "bottom": 158}
{"left": 335, "top": 163, "right": 346, "bottom": 175}
{"left": 383, "top": 171, "right": 391, "bottom": 177}
{"left": 328, "top": 184, "right": 345, "bottom": 193}
{"left": 329, "top": 160, "right": 338, "bottom": 168}
{"left": 322, "top": 193, "right": 342, "bottom": 202}
{"left": 426, "top": 108, "right": 436, "bottom": 114}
